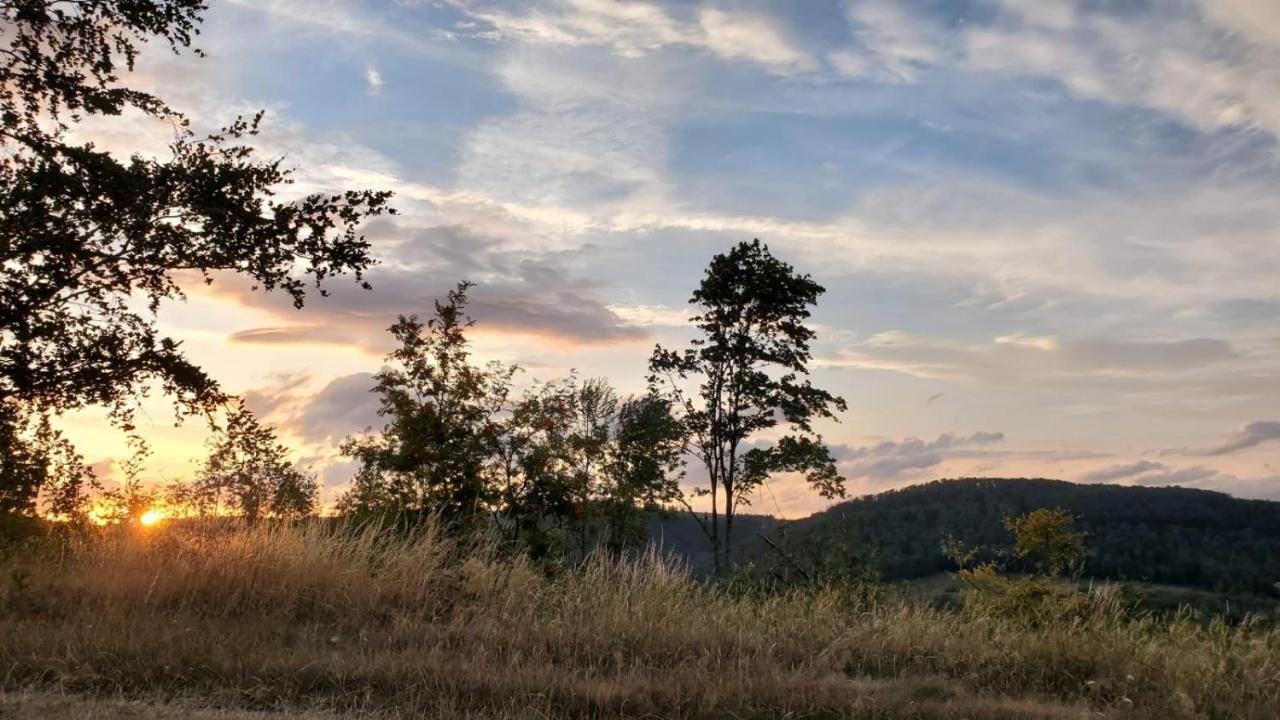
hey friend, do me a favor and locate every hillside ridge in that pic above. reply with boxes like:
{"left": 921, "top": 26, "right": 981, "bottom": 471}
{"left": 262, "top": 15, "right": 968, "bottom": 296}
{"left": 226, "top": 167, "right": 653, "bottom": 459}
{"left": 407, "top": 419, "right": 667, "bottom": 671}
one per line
{"left": 652, "top": 478, "right": 1280, "bottom": 595}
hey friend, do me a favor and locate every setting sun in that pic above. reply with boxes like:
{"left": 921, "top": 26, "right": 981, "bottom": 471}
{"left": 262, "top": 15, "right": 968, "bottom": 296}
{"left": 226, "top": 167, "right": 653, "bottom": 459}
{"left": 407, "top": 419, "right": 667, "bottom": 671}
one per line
{"left": 138, "top": 510, "right": 164, "bottom": 527}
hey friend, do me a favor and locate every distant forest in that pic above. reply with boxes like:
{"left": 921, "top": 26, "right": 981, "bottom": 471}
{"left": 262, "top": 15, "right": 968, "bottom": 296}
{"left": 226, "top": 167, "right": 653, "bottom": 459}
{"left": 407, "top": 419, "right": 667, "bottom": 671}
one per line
{"left": 690, "top": 478, "right": 1280, "bottom": 596}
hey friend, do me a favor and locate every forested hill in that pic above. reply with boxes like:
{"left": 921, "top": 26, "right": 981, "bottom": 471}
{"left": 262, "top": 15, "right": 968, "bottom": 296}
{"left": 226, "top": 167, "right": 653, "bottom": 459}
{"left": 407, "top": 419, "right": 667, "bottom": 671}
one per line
{"left": 654, "top": 478, "right": 1280, "bottom": 595}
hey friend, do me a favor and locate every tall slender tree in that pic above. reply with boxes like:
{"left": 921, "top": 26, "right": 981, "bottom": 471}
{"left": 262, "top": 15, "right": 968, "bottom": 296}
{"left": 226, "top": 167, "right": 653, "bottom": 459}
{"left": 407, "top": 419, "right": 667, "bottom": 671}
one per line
{"left": 649, "top": 240, "right": 847, "bottom": 573}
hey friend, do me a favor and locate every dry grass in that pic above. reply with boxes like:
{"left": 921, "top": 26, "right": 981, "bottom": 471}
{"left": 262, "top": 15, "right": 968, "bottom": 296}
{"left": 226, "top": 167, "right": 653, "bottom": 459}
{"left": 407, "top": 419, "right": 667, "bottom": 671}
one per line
{"left": 0, "top": 689, "right": 351, "bottom": 719}
{"left": 0, "top": 522, "right": 1276, "bottom": 719}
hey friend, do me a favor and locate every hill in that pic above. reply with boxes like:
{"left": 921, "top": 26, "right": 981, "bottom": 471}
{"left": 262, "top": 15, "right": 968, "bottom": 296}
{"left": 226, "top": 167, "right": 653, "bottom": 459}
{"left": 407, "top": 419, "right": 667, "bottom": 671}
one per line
{"left": 653, "top": 478, "right": 1280, "bottom": 596}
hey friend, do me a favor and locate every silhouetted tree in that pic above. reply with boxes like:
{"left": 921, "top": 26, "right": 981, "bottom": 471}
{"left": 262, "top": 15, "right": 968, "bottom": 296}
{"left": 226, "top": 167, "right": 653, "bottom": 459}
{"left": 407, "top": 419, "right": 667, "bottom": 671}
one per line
{"left": 493, "top": 376, "right": 578, "bottom": 557}
{"left": 177, "top": 402, "right": 317, "bottom": 522}
{"left": 338, "top": 283, "right": 516, "bottom": 532}
{"left": 497, "top": 377, "right": 684, "bottom": 559}
{"left": 0, "top": 1, "right": 393, "bottom": 525}
{"left": 0, "top": 399, "right": 89, "bottom": 538}
{"left": 649, "top": 240, "right": 846, "bottom": 573}
{"left": 98, "top": 478, "right": 158, "bottom": 526}
{"left": 602, "top": 393, "right": 685, "bottom": 554}
{"left": 564, "top": 377, "right": 617, "bottom": 555}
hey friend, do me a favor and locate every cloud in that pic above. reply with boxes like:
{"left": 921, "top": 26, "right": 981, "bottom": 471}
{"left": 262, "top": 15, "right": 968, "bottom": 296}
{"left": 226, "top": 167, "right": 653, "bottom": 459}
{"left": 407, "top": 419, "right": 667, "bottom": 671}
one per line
{"left": 452, "top": 0, "right": 813, "bottom": 75}
{"left": 1134, "top": 465, "right": 1222, "bottom": 486}
{"left": 88, "top": 459, "right": 117, "bottom": 483}
{"left": 242, "top": 372, "right": 312, "bottom": 420}
{"left": 365, "top": 64, "right": 384, "bottom": 95}
{"left": 1204, "top": 420, "right": 1280, "bottom": 456}
{"left": 822, "top": 331, "right": 1237, "bottom": 382}
{"left": 1196, "top": 0, "right": 1280, "bottom": 49}
{"left": 290, "top": 373, "right": 382, "bottom": 443}
{"left": 1079, "top": 460, "right": 1166, "bottom": 483}
{"left": 829, "top": 0, "right": 948, "bottom": 82}
{"left": 454, "top": 47, "right": 678, "bottom": 215}
{"left": 835, "top": 431, "right": 1005, "bottom": 480}
{"left": 453, "top": 0, "right": 689, "bottom": 57}
{"left": 697, "top": 7, "right": 815, "bottom": 75}
{"left": 967, "top": 431, "right": 1006, "bottom": 444}
{"left": 963, "top": 0, "right": 1280, "bottom": 140}
{"left": 606, "top": 303, "right": 691, "bottom": 327}
{"left": 206, "top": 224, "right": 648, "bottom": 352}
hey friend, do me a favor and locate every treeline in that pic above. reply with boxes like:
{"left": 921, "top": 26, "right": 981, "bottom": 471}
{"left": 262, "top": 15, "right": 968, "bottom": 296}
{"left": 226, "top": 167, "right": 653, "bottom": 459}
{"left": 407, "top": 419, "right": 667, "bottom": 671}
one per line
{"left": 148, "top": 236, "right": 848, "bottom": 569}
{"left": 331, "top": 283, "right": 687, "bottom": 559}
{"left": 744, "top": 478, "right": 1280, "bottom": 596}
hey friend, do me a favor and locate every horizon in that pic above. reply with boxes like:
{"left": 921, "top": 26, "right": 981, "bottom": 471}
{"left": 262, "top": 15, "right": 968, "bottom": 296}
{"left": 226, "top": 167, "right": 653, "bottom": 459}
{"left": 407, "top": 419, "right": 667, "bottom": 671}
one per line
{"left": 52, "top": 0, "right": 1280, "bottom": 516}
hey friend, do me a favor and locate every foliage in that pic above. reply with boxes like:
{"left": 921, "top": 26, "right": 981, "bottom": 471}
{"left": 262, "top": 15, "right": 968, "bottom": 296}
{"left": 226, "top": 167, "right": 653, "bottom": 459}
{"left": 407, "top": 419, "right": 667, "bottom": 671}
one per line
{"left": 96, "top": 476, "right": 158, "bottom": 527}
{"left": 338, "top": 283, "right": 516, "bottom": 531}
{"left": 1004, "top": 507, "right": 1085, "bottom": 577}
{"left": 951, "top": 562, "right": 1098, "bottom": 627}
{"left": 491, "top": 375, "right": 581, "bottom": 557}
{"left": 494, "top": 376, "right": 687, "bottom": 560}
{"left": 0, "top": 400, "right": 91, "bottom": 525}
{"left": 648, "top": 239, "right": 846, "bottom": 572}
{"left": 601, "top": 393, "right": 686, "bottom": 553}
{"left": 0, "top": 0, "right": 392, "bottom": 525}
{"left": 170, "top": 402, "right": 318, "bottom": 522}
{"left": 338, "top": 284, "right": 686, "bottom": 559}
{"left": 939, "top": 509, "right": 1095, "bottom": 625}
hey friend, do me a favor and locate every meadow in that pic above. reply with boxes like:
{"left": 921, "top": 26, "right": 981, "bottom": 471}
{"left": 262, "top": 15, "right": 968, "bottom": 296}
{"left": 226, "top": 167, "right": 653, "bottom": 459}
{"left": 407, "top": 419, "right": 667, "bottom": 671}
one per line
{"left": 1, "top": 521, "right": 1277, "bottom": 719}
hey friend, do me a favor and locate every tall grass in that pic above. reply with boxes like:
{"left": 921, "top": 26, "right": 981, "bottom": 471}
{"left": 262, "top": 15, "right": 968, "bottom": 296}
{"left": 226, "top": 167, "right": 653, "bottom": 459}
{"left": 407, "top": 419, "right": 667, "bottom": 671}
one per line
{"left": 1, "top": 521, "right": 1277, "bottom": 718}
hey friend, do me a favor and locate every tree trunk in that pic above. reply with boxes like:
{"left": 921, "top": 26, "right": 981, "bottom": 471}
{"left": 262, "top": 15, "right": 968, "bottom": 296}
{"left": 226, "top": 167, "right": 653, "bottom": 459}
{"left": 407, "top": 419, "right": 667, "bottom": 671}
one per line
{"left": 724, "top": 501, "right": 734, "bottom": 569}
{"left": 710, "top": 471, "right": 721, "bottom": 575}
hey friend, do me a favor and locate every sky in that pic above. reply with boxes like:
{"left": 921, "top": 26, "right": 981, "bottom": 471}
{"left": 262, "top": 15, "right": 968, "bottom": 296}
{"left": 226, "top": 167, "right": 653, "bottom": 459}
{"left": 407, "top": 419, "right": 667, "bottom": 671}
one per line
{"left": 65, "top": 0, "right": 1280, "bottom": 516}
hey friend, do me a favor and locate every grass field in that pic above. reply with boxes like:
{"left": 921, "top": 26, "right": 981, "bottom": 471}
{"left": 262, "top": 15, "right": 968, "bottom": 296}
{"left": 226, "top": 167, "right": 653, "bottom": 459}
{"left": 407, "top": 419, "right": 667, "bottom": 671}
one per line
{"left": 1, "top": 522, "right": 1277, "bottom": 719}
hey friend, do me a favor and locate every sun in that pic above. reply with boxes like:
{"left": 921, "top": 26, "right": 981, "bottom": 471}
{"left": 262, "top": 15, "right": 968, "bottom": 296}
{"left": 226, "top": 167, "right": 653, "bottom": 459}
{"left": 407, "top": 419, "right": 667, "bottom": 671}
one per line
{"left": 138, "top": 510, "right": 165, "bottom": 527}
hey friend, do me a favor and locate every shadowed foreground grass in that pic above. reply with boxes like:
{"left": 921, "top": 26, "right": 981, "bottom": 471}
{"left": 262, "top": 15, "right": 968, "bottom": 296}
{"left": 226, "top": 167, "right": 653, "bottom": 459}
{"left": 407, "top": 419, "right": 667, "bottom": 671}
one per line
{"left": 1, "top": 522, "right": 1277, "bottom": 719}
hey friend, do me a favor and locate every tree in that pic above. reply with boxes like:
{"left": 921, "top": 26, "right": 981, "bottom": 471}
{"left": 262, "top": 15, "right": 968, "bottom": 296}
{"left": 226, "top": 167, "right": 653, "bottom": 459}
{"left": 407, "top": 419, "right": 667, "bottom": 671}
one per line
{"left": 563, "top": 377, "right": 617, "bottom": 555}
{"left": 176, "top": 402, "right": 318, "bottom": 522}
{"left": 0, "top": 398, "right": 90, "bottom": 538}
{"left": 0, "top": 1, "right": 393, "bottom": 522}
{"left": 338, "top": 283, "right": 517, "bottom": 532}
{"left": 491, "top": 374, "right": 686, "bottom": 560}
{"left": 1004, "top": 508, "right": 1085, "bottom": 577}
{"left": 601, "top": 393, "right": 685, "bottom": 554}
{"left": 649, "top": 239, "right": 847, "bottom": 573}
{"left": 496, "top": 376, "right": 685, "bottom": 560}
{"left": 492, "top": 377, "right": 578, "bottom": 558}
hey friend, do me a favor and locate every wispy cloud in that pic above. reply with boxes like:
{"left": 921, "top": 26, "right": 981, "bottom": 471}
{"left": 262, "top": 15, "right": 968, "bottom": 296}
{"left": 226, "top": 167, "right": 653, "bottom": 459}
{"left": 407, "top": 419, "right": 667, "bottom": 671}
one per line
{"left": 1080, "top": 460, "right": 1167, "bottom": 483}
{"left": 1134, "top": 465, "right": 1222, "bottom": 486}
{"left": 1204, "top": 420, "right": 1280, "bottom": 456}
{"left": 829, "top": 0, "right": 948, "bottom": 82}
{"left": 450, "top": 0, "right": 814, "bottom": 75}
{"left": 963, "top": 0, "right": 1280, "bottom": 139}
{"left": 208, "top": 223, "right": 648, "bottom": 353}
{"left": 820, "top": 332, "right": 1237, "bottom": 382}
{"left": 835, "top": 432, "right": 1006, "bottom": 481}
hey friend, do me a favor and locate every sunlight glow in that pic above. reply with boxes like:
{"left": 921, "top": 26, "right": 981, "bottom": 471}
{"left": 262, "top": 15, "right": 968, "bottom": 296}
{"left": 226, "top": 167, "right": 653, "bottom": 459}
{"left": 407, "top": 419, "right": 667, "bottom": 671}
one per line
{"left": 138, "top": 510, "right": 165, "bottom": 527}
